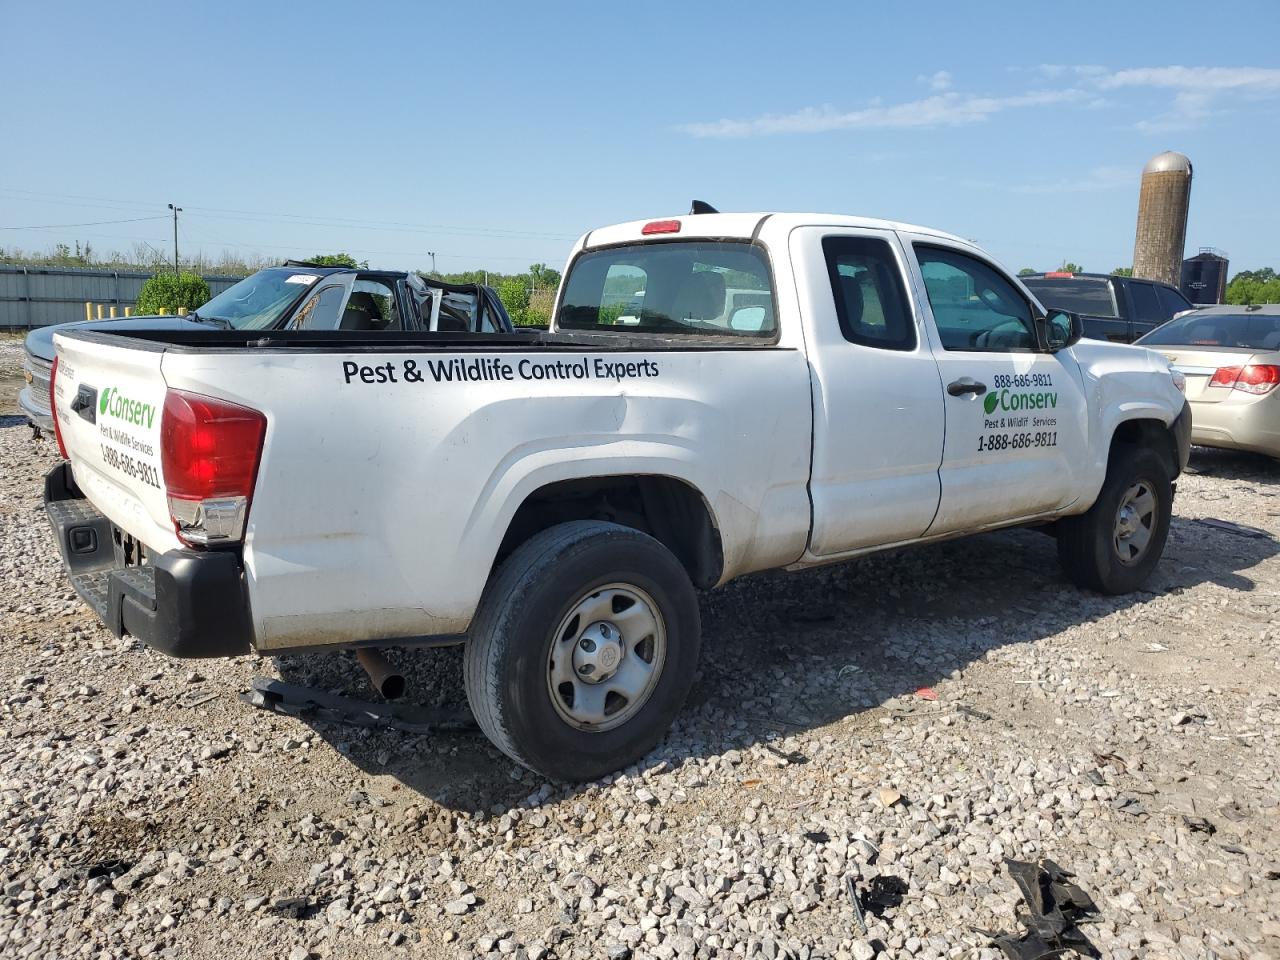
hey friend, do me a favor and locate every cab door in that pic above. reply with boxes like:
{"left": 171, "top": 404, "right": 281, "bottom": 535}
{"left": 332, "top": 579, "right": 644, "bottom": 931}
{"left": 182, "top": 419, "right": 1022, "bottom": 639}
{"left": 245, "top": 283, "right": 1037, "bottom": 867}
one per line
{"left": 902, "top": 238, "right": 1091, "bottom": 535}
{"left": 791, "top": 226, "right": 945, "bottom": 556}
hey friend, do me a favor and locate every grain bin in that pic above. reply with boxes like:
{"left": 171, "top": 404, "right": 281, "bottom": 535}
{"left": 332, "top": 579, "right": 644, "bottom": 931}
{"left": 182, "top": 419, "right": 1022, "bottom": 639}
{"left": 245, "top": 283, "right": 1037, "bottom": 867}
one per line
{"left": 1132, "top": 151, "right": 1193, "bottom": 288}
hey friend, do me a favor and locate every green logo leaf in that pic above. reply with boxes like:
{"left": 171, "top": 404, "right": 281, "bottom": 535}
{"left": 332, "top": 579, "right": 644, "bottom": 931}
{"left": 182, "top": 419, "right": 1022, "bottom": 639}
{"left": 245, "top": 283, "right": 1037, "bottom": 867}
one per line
{"left": 983, "top": 391, "right": 1000, "bottom": 415}
{"left": 99, "top": 387, "right": 112, "bottom": 415}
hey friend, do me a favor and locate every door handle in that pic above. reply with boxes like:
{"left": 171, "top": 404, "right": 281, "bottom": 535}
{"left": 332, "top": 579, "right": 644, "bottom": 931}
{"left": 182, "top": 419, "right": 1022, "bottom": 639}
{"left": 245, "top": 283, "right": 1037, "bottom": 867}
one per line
{"left": 947, "top": 377, "right": 987, "bottom": 397}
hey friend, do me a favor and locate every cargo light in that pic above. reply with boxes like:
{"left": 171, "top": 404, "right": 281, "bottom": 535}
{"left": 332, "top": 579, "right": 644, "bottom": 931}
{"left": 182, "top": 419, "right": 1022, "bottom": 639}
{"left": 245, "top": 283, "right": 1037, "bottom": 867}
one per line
{"left": 49, "top": 356, "right": 69, "bottom": 459}
{"left": 1210, "top": 364, "right": 1280, "bottom": 395}
{"left": 161, "top": 390, "right": 266, "bottom": 547}
{"left": 641, "top": 220, "right": 681, "bottom": 235}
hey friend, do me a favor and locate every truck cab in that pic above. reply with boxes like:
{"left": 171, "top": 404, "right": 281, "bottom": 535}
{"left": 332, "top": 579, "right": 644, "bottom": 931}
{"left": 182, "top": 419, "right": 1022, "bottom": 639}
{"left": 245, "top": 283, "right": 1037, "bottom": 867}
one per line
{"left": 1021, "top": 271, "right": 1194, "bottom": 343}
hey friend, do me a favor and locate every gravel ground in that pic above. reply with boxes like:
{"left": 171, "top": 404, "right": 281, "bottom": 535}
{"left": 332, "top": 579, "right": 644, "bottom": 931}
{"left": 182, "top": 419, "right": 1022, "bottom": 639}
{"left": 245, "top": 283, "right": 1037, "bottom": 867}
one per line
{"left": 1, "top": 333, "right": 1277, "bottom": 960}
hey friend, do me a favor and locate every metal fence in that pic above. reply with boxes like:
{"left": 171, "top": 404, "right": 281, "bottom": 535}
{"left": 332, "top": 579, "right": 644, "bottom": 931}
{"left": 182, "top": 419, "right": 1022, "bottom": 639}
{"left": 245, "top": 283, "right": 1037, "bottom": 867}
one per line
{"left": 0, "top": 265, "right": 247, "bottom": 330}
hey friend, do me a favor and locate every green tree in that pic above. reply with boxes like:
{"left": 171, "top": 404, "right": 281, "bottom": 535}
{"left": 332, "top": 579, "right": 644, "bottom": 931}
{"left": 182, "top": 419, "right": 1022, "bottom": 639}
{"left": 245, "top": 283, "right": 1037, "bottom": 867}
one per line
{"left": 1225, "top": 270, "right": 1280, "bottom": 305}
{"left": 1111, "top": 266, "right": 1133, "bottom": 277}
{"left": 497, "top": 276, "right": 535, "bottom": 325}
{"left": 1060, "top": 262, "right": 1083, "bottom": 274}
{"left": 1017, "top": 268, "right": 1037, "bottom": 277}
{"left": 307, "top": 252, "right": 368, "bottom": 269}
{"left": 136, "top": 271, "right": 211, "bottom": 315}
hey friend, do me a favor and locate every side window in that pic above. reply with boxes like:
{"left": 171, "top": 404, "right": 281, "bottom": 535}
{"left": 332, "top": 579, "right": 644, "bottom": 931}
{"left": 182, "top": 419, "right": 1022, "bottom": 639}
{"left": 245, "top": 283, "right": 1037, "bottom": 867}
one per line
{"left": 914, "top": 246, "right": 1036, "bottom": 352}
{"left": 1129, "top": 282, "right": 1163, "bottom": 324}
{"left": 1156, "top": 284, "right": 1191, "bottom": 319}
{"left": 822, "top": 236, "right": 915, "bottom": 350}
{"left": 348, "top": 278, "right": 401, "bottom": 331}
{"left": 293, "top": 284, "right": 349, "bottom": 330}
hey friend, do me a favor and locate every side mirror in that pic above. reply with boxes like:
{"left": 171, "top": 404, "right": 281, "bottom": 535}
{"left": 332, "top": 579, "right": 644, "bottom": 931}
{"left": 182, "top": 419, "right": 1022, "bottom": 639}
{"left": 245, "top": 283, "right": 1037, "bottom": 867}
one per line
{"left": 1040, "top": 309, "right": 1082, "bottom": 352}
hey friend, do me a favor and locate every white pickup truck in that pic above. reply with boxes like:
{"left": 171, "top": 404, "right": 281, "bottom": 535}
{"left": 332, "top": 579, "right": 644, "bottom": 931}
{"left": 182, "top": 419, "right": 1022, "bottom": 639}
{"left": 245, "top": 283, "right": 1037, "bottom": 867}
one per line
{"left": 45, "top": 209, "right": 1191, "bottom": 781}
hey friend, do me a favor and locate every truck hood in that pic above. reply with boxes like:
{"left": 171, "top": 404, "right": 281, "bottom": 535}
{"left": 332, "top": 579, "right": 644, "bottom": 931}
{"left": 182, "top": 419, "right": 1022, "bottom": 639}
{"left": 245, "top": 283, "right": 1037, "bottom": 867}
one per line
{"left": 25, "top": 316, "right": 203, "bottom": 362}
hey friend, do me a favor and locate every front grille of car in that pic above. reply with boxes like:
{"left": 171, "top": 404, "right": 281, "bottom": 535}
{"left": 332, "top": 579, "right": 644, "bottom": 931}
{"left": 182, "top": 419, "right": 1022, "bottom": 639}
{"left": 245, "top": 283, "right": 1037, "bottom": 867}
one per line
{"left": 25, "top": 352, "right": 52, "bottom": 410}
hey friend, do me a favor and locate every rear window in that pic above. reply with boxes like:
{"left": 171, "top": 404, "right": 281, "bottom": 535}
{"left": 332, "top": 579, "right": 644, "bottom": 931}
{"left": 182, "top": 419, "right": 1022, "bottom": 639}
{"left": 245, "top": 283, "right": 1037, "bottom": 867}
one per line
{"left": 1022, "top": 277, "right": 1117, "bottom": 318}
{"left": 557, "top": 241, "right": 776, "bottom": 338}
{"left": 1138, "top": 312, "right": 1280, "bottom": 349}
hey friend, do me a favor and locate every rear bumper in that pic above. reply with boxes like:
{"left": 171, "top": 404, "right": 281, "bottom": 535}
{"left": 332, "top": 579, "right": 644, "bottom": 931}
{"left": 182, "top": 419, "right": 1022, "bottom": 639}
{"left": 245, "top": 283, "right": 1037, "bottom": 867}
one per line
{"left": 1186, "top": 394, "right": 1280, "bottom": 458}
{"left": 44, "top": 462, "right": 254, "bottom": 658}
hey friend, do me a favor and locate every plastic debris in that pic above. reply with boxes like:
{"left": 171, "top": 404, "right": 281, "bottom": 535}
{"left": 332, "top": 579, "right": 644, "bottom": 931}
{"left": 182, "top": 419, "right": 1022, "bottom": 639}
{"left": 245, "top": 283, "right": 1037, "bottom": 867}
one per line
{"left": 915, "top": 686, "right": 938, "bottom": 701}
{"left": 977, "top": 857, "right": 1100, "bottom": 959}
{"left": 240, "top": 677, "right": 475, "bottom": 734}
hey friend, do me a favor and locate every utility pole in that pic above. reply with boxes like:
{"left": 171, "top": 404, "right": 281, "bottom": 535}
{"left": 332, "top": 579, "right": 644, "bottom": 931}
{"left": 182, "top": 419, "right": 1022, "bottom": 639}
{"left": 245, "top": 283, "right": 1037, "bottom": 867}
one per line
{"left": 168, "top": 203, "right": 182, "bottom": 273}
{"left": 427, "top": 251, "right": 436, "bottom": 275}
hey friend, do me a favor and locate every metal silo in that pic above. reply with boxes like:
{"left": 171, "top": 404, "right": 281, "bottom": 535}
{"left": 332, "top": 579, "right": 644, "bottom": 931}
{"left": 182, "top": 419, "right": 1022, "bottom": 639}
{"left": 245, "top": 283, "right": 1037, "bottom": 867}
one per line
{"left": 1132, "top": 151, "right": 1193, "bottom": 288}
{"left": 1181, "top": 248, "right": 1230, "bottom": 305}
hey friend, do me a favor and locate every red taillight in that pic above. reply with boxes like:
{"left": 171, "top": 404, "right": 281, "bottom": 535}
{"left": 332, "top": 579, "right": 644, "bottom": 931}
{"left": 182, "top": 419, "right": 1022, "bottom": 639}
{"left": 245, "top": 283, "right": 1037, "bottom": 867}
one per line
{"left": 49, "top": 356, "right": 69, "bottom": 459}
{"left": 1235, "top": 364, "right": 1280, "bottom": 395}
{"left": 641, "top": 219, "right": 681, "bottom": 235}
{"left": 1209, "top": 364, "right": 1280, "bottom": 395}
{"left": 161, "top": 390, "right": 266, "bottom": 546}
{"left": 1045, "top": 271, "right": 1074, "bottom": 278}
{"left": 1210, "top": 366, "right": 1241, "bottom": 387}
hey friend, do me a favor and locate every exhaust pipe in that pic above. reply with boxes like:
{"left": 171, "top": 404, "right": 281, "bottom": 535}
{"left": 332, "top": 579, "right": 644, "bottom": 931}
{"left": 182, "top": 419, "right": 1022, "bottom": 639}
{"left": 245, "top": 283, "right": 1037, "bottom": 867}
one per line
{"left": 355, "top": 648, "right": 406, "bottom": 700}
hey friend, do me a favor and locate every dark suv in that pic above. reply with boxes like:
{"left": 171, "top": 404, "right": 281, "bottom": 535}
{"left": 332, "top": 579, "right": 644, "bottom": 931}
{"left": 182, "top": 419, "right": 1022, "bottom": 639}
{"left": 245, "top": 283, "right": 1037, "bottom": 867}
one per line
{"left": 1021, "top": 272, "right": 1194, "bottom": 343}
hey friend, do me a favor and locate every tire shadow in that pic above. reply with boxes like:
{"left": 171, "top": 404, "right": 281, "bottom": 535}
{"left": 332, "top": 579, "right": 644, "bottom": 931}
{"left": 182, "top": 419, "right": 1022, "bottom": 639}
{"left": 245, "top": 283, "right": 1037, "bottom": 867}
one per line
{"left": 272, "top": 508, "right": 1279, "bottom": 813}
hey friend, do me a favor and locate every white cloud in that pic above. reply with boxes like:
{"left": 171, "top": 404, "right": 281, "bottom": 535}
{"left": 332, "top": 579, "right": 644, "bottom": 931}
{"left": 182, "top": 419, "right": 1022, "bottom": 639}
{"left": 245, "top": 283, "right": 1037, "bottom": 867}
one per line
{"left": 1097, "top": 65, "right": 1280, "bottom": 92}
{"left": 918, "top": 70, "right": 952, "bottom": 91}
{"left": 678, "top": 65, "right": 1280, "bottom": 140}
{"left": 1037, "top": 64, "right": 1108, "bottom": 79}
{"left": 679, "top": 89, "right": 1082, "bottom": 138}
{"left": 1009, "top": 165, "right": 1134, "bottom": 194}
{"left": 1097, "top": 65, "right": 1280, "bottom": 132}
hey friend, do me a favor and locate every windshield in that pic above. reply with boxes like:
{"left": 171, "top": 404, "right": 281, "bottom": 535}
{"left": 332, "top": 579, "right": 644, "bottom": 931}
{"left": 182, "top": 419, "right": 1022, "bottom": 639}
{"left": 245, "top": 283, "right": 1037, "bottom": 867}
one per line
{"left": 197, "top": 268, "right": 326, "bottom": 330}
{"left": 1022, "top": 277, "right": 1117, "bottom": 318}
{"left": 1138, "top": 312, "right": 1280, "bottom": 349}
{"left": 558, "top": 241, "right": 776, "bottom": 338}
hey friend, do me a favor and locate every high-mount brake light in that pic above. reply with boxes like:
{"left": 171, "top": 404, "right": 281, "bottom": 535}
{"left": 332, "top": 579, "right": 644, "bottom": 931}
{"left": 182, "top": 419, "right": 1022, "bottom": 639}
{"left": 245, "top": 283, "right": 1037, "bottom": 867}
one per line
{"left": 49, "top": 356, "right": 69, "bottom": 459}
{"left": 160, "top": 390, "right": 266, "bottom": 547}
{"left": 641, "top": 220, "right": 681, "bottom": 235}
{"left": 1044, "top": 271, "right": 1074, "bottom": 278}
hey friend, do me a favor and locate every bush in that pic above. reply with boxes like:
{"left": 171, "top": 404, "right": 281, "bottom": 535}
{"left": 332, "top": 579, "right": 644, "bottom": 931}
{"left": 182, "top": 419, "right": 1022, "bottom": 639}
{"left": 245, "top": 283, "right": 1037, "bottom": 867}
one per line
{"left": 136, "top": 272, "right": 211, "bottom": 316}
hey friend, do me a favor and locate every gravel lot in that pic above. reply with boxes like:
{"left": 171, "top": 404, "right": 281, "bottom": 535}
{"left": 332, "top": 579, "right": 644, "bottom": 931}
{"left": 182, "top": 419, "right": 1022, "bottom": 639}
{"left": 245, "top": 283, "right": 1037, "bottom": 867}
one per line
{"left": 1, "top": 333, "right": 1277, "bottom": 960}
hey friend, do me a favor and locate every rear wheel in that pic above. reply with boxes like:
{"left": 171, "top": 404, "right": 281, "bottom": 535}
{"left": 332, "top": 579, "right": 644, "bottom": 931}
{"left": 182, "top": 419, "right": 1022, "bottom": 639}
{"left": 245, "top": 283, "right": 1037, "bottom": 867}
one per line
{"left": 1057, "top": 445, "right": 1172, "bottom": 594}
{"left": 464, "top": 521, "right": 700, "bottom": 782}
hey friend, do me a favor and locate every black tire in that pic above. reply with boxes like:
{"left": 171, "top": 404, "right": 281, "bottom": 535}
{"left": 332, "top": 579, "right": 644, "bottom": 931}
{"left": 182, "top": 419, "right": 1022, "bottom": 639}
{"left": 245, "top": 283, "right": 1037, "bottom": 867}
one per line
{"left": 1057, "top": 445, "right": 1172, "bottom": 594}
{"left": 464, "top": 520, "right": 700, "bottom": 782}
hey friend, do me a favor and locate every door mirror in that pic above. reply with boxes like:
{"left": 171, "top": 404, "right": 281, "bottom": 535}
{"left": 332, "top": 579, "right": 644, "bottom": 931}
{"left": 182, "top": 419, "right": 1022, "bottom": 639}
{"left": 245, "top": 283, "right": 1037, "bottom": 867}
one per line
{"left": 1040, "top": 309, "right": 1082, "bottom": 352}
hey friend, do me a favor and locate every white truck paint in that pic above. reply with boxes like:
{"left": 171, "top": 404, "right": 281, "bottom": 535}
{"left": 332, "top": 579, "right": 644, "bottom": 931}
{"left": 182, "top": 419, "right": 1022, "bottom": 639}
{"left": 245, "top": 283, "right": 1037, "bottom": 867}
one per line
{"left": 46, "top": 211, "right": 1192, "bottom": 781}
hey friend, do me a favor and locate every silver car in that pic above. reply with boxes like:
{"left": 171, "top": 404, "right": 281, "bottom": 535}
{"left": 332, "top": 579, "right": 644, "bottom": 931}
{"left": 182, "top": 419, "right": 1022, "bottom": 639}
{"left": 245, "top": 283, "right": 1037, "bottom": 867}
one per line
{"left": 1136, "top": 304, "right": 1280, "bottom": 458}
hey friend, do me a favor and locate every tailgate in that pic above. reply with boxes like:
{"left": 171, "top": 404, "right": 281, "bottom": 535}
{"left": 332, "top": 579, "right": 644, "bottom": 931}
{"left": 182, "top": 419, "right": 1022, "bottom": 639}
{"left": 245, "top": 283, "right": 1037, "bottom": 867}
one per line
{"left": 53, "top": 332, "right": 180, "bottom": 554}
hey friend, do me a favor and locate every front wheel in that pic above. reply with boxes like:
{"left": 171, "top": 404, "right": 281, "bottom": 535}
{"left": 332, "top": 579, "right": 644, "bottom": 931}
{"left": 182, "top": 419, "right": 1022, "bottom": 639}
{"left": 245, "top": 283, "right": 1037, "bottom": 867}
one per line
{"left": 464, "top": 521, "right": 700, "bottom": 782}
{"left": 1057, "top": 445, "right": 1173, "bottom": 594}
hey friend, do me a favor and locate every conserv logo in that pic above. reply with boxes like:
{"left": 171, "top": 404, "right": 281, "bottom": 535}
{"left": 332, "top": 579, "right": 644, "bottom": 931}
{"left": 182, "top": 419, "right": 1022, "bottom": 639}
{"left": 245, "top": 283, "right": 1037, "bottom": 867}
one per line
{"left": 98, "top": 387, "right": 157, "bottom": 429}
{"left": 984, "top": 389, "right": 1058, "bottom": 416}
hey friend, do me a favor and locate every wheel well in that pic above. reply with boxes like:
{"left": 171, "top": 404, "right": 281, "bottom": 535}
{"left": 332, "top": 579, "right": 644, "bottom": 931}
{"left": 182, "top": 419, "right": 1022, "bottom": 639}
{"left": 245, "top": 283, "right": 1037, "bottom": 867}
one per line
{"left": 1111, "top": 418, "right": 1179, "bottom": 479}
{"left": 496, "top": 476, "right": 724, "bottom": 589}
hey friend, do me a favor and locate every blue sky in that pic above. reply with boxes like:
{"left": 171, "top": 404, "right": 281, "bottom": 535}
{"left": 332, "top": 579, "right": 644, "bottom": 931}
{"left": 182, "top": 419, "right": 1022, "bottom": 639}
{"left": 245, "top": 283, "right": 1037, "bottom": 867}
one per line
{"left": 2, "top": 1, "right": 1278, "bottom": 276}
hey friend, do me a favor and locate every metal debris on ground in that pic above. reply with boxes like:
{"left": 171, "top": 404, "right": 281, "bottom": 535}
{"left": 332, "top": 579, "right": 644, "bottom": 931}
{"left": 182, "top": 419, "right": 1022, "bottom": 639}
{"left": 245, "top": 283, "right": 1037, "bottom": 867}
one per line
{"left": 1183, "top": 815, "right": 1216, "bottom": 835}
{"left": 240, "top": 677, "right": 476, "bottom": 734}
{"left": 845, "top": 875, "right": 869, "bottom": 936}
{"left": 978, "top": 858, "right": 1100, "bottom": 960}
{"left": 1194, "top": 517, "right": 1273, "bottom": 540}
